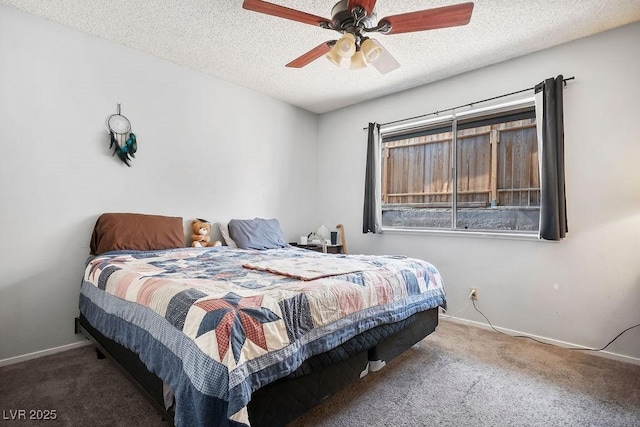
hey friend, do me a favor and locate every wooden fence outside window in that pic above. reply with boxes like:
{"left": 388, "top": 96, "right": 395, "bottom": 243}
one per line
{"left": 382, "top": 119, "right": 539, "bottom": 208}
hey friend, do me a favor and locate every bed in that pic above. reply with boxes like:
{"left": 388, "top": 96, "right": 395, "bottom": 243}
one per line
{"left": 76, "top": 213, "right": 446, "bottom": 426}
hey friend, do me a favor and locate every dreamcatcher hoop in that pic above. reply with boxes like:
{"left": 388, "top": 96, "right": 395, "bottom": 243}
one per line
{"left": 107, "top": 106, "right": 131, "bottom": 135}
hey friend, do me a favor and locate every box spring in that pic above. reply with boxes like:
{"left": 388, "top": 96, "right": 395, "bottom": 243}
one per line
{"left": 77, "top": 307, "right": 438, "bottom": 426}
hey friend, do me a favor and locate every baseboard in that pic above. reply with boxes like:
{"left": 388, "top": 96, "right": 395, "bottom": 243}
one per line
{"left": 3, "top": 317, "right": 637, "bottom": 368}
{"left": 441, "top": 316, "right": 640, "bottom": 366}
{"left": 0, "top": 340, "right": 92, "bottom": 368}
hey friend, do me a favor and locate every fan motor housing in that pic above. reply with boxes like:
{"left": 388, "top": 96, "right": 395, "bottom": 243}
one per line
{"left": 330, "top": 0, "right": 377, "bottom": 30}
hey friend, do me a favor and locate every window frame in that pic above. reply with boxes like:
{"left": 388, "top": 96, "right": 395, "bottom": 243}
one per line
{"left": 379, "top": 97, "right": 540, "bottom": 238}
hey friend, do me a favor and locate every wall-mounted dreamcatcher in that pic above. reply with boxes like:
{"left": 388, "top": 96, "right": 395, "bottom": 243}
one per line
{"left": 107, "top": 104, "right": 137, "bottom": 166}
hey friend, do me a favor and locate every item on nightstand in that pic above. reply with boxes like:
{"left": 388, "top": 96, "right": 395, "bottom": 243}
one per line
{"left": 307, "top": 231, "right": 328, "bottom": 253}
{"left": 316, "top": 225, "right": 330, "bottom": 242}
{"left": 191, "top": 218, "right": 222, "bottom": 248}
{"left": 330, "top": 231, "right": 338, "bottom": 245}
{"left": 336, "top": 224, "right": 347, "bottom": 254}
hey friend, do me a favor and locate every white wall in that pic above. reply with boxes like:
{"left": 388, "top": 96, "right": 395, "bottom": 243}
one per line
{"left": 0, "top": 5, "right": 319, "bottom": 361}
{"left": 317, "top": 23, "right": 640, "bottom": 362}
{"left": 2, "top": 4, "right": 638, "bottom": 365}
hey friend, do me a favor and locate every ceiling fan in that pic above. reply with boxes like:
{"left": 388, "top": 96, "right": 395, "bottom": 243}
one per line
{"left": 242, "top": 0, "right": 474, "bottom": 74}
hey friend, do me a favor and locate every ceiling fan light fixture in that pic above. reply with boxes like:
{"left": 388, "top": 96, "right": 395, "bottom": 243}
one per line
{"left": 349, "top": 50, "right": 367, "bottom": 70}
{"left": 361, "top": 38, "right": 382, "bottom": 63}
{"left": 335, "top": 32, "right": 356, "bottom": 58}
{"left": 325, "top": 45, "right": 346, "bottom": 67}
{"left": 368, "top": 39, "right": 401, "bottom": 74}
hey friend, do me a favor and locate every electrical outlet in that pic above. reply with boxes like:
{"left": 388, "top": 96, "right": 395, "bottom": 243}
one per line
{"left": 469, "top": 288, "right": 478, "bottom": 300}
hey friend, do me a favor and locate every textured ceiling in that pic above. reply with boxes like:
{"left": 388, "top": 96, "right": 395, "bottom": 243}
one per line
{"left": 3, "top": 0, "right": 640, "bottom": 113}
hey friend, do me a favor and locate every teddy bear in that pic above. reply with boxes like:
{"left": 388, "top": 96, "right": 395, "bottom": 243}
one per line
{"left": 191, "top": 219, "right": 221, "bottom": 248}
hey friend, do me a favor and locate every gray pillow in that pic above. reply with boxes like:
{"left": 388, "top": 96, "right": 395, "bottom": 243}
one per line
{"left": 217, "top": 222, "right": 238, "bottom": 248}
{"left": 228, "top": 218, "right": 287, "bottom": 250}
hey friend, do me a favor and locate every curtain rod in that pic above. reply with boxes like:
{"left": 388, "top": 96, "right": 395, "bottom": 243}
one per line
{"left": 363, "top": 76, "right": 575, "bottom": 130}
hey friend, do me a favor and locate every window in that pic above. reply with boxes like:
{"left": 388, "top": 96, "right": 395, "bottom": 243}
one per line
{"left": 380, "top": 99, "right": 540, "bottom": 234}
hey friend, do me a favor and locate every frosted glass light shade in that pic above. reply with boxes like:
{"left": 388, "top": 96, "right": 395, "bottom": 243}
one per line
{"left": 361, "top": 38, "right": 382, "bottom": 63}
{"left": 326, "top": 46, "right": 352, "bottom": 68}
{"left": 349, "top": 50, "right": 367, "bottom": 70}
{"left": 368, "top": 39, "right": 401, "bottom": 74}
{"left": 335, "top": 33, "right": 356, "bottom": 58}
{"left": 325, "top": 46, "right": 342, "bottom": 66}
{"left": 326, "top": 49, "right": 351, "bottom": 69}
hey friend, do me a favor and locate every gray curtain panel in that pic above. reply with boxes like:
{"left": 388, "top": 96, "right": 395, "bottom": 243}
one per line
{"left": 363, "top": 122, "right": 382, "bottom": 233}
{"left": 535, "top": 75, "right": 568, "bottom": 241}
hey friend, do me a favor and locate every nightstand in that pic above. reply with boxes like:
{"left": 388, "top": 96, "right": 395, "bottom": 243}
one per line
{"left": 290, "top": 243, "right": 343, "bottom": 254}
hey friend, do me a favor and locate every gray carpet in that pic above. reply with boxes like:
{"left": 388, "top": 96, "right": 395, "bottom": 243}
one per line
{"left": 1, "top": 319, "right": 639, "bottom": 426}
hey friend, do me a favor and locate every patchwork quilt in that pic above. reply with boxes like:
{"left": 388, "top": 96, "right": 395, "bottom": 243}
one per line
{"left": 79, "top": 246, "right": 446, "bottom": 426}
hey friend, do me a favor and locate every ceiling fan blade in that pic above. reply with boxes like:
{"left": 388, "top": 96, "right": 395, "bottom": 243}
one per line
{"left": 286, "top": 41, "right": 335, "bottom": 68}
{"left": 243, "top": 0, "right": 330, "bottom": 27}
{"left": 347, "top": 0, "right": 377, "bottom": 16}
{"left": 380, "top": 2, "right": 474, "bottom": 35}
{"left": 368, "top": 40, "right": 400, "bottom": 74}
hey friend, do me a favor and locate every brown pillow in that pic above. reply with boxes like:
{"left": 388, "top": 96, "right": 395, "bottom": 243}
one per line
{"left": 90, "top": 213, "right": 185, "bottom": 255}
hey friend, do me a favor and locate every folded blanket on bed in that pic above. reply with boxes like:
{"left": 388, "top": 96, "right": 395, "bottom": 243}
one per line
{"left": 243, "top": 256, "right": 373, "bottom": 280}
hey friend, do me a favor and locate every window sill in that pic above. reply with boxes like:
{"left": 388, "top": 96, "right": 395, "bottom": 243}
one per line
{"left": 381, "top": 227, "right": 546, "bottom": 242}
